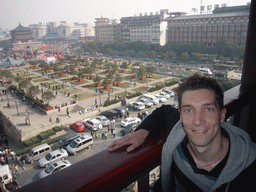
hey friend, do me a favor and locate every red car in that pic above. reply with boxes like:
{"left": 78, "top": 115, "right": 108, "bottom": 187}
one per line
{"left": 70, "top": 122, "right": 85, "bottom": 132}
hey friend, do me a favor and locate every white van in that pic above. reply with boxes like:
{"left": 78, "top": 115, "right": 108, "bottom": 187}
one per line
{"left": 0, "top": 165, "right": 12, "bottom": 185}
{"left": 66, "top": 135, "right": 93, "bottom": 155}
{"left": 142, "top": 94, "right": 159, "bottom": 105}
{"left": 198, "top": 68, "right": 212, "bottom": 76}
{"left": 26, "top": 143, "right": 51, "bottom": 163}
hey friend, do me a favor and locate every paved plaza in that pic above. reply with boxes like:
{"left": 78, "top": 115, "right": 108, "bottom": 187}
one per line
{"left": 0, "top": 62, "right": 178, "bottom": 149}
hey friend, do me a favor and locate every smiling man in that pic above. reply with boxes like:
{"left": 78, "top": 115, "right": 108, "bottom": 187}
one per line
{"left": 109, "top": 73, "right": 256, "bottom": 191}
{"left": 161, "top": 73, "right": 256, "bottom": 191}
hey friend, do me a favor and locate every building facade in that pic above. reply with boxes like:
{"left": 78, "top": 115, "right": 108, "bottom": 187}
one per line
{"left": 94, "top": 17, "right": 119, "bottom": 43}
{"left": 94, "top": 10, "right": 169, "bottom": 46}
{"left": 121, "top": 9, "right": 169, "bottom": 46}
{"left": 165, "top": 5, "right": 250, "bottom": 47}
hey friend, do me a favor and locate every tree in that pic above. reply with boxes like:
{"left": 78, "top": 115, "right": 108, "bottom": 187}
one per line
{"left": 138, "top": 66, "right": 147, "bottom": 78}
{"left": 102, "top": 79, "right": 110, "bottom": 87}
{"left": 41, "top": 91, "right": 56, "bottom": 104}
{"left": 181, "top": 52, "right": 190, "bottom": 62}
{"left": 18, "top": 79, "right": 31, "bottom": 93}
{"left": 93, "top": 74, "right": 102, "bottom": 84}
{"left": 121, "top": 62, "right": 128, "bottom": 69}
{"left": 191, "top": 52, "right": 201, "bottom": 63}
{"left": 28, "top": 85, "right": 40, "bottom": 97}
{"left": 115, "top": 74, "right": 123, "bottom": 84}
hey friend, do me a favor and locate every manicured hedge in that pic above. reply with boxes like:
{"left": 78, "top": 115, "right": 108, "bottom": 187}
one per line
{"left": 17, "top": 133, "right": 70, "bottom": 156}
{"left": 104, "top": 99, "right": 120, "bottom": 107}
{"left": 22, "top": 126, "right": 63, "bottom": 147}
{"left": 127, "top": 92, "right": 142, "bottom": 99}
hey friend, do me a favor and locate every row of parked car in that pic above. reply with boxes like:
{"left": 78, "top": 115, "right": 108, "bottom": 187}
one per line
{"left": 24, "top": 133, "right": 94, "bottom": 179}
{"left": 70, "top": 107, "right": 127, "bottom": 133}
{"left": 130, "top": 90, "right": 175, "bottom": 110}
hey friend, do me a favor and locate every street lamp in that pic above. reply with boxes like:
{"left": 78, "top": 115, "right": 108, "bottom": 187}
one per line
{"left": 15, "top": 100, "right": 19, "bottom": 116}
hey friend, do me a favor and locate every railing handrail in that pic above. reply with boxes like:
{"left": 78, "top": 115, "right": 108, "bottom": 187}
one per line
{"left": 17, "top": 138, "right": 164, "bottom": 192}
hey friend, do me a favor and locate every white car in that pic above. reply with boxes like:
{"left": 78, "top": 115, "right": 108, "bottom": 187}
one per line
{"left": 159, "top": 92, "right": 170, "bottom": 98}
{"left": 95, "top": 116, "right": 110, "bottom": 127}
{"left": 137, "top": 98, "right": 154, "bottom": 108}
{"left": 39, "top": 160, "right": 71, "bottom": 179}
{"left": 155, "top": 94, "right": 167, "bottom": 103}
{"left": 121, "top": 117, "right": 141, "bottom": 127}
{"left": 130, "top": 102, "right": 145, "bottom": 110}
{"left": 164, "top": 90, "right": 175, "bottom": 97}
{"left": 83, "top": 118, "right": 103, "bottom": 131}
{"left": 38, "top": 149, "right": 68, "bottom": 168}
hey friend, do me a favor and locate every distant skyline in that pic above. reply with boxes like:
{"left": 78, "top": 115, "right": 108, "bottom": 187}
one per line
{"left": 0, "top": 0, "right": 250, "bottom": 31}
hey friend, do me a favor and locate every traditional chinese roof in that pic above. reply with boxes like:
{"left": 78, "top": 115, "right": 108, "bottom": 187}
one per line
{"left": 10, "top": 23, "right": 31, "bottom": 32}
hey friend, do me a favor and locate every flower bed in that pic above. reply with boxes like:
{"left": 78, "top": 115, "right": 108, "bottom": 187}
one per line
{"left": 140, "top": 86, "right": 147, "bottom": 89}
{"left": 139, "top": 81, "right": 146, "bottom": 84}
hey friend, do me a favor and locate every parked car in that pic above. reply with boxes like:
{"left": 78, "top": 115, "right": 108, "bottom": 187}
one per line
{"left": 154, "top": 94, "right": 167, "bottom": 103}
{"left": 83, "top": 118, "right": 103, "bottom": 131}
{"left": 137, "top": 98, "right": 154, "bottom": 108}
{"left": 130, "top": 102, "right": 145, "bottom": 110}
{"left": 164, "top": 90, "right": 175, "bottom": 97}
{"left": 100, "top": 109, "right": 119, "bottom": 120}
{"left": 39, "top": 160, "right": 71, "bottom": 179}
{"left": 113, "top": 107, "right": 126, "bottom": 116}
{"left": 120, "top": 123, "right": 138, "bottom": 136}
{"left": 38, "top": 149, "right": 68, "bottom": 168}
{"left": 52, "top": 133, "right": 80, "bottom": 150}
{"left": 121, "top": 117, "right": 141, "bottom": 127}
{"left": 66, "top": 135, "right": 93, "bottom": 155}
{"left": 142, "top": 94, "right": 159, "bottom": 105}
{"left": 70, "top": 122, "right": 85, "bottom": 132}
{"left": 95, "top": 116, "right": 110, "bottom": 127}
{"left": 159, "top": 92, "right": 170, "bottom": 98}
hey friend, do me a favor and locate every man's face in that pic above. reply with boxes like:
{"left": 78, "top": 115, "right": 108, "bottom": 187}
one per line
{"left": 179, "top": 89, "right": 226, "bottom": 148}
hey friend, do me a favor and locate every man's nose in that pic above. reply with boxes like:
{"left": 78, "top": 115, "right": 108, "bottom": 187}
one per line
{"left": 192, "top": 111, "right": 206, "bottom": 126}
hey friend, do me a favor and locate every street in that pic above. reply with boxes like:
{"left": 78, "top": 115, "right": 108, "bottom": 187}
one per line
{"left": 15, "top": 96, "right": 178, "bottom": 188}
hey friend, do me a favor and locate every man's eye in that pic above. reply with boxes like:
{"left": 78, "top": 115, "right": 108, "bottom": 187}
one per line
{"left": 185, "top": 109, "right": 192, "bottom": 113}
{"left": 206, "top": 108, "right": 213, "bottom": 112}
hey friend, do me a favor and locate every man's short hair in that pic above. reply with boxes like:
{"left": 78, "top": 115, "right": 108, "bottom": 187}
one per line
{"left": 177, "top": 73, "right": 224, "bottom": 109}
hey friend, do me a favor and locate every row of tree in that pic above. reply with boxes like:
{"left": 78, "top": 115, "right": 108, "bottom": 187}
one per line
{"left": 78, "top": 38, "right": 245, "bottom": 61}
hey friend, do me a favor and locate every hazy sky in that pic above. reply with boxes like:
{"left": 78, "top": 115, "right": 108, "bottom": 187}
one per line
{"left": 0, "top": 0, "right": 250, "bottom": 30}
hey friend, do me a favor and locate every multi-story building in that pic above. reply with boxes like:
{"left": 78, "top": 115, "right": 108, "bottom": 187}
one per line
{"left": 120, "top": 9, "right": 169, "bottom": 46}
{"left": 29, "top": 21, "right": 95, "bottom": 42}
{"left": 94, "top": 16, "right": 119, "bottom": 43}
{"left": 165, "top": 5, "right": 250, "bottom": 47}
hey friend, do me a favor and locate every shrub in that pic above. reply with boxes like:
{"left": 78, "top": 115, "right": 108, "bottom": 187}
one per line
{"left": 127, "top": 92, "right": 142, "bottom": 99}
{"left": 104, "top": 99, "right": 120, "bottom": 107}
{"left": 30, "top": 136, "right": 41, "bottom": 144}
{"left": 46, "top": 129, "right": 56, "bottom": 136}
{"left": 23, "top": 139, "right": 34, "bottom": 147}
{"left": 37, "top": 131, "right": 49, "bottom": 140}
{"left": 52, "top": 126, "right": 63, "bottom": 132}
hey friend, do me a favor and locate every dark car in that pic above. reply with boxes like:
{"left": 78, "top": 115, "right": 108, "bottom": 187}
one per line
{"left": 113, "top": 107, "right": 126, "bottom": 116}
{"left": 120, "top": 123, "right": 138, "bottom": 136}
{"left": 52, "top": 133, "right": 80, "bottom": 150}
{"left": 100, "top": 109, "right": 118, "bottom": 120}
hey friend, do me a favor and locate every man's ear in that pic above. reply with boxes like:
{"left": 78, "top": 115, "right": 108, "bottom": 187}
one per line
{"left": 178, "top": 109, "right": 183, "bottom": 123}
{"left": 220, "top": 108, "right": 227, "bottom": 123}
